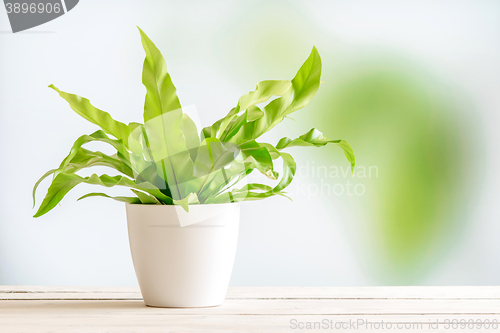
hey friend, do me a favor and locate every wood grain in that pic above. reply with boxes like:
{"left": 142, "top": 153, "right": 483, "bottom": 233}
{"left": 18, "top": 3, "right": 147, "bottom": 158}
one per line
{"left": 0, "top": 287, "right": 498, "bottom": 332}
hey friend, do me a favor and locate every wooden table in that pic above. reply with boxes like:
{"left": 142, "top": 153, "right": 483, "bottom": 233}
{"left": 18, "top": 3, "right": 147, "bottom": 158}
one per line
{"left": 0, "top": 286, "right": 499, "bottom": 332}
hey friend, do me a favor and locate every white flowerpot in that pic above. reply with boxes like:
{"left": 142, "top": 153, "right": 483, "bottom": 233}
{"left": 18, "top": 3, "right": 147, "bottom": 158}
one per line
{"left": 125, "top": 202, "right": 240, "bottom": 308}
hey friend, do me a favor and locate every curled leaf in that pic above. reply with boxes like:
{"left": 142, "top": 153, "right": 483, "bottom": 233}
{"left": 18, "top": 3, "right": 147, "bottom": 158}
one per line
{"left": 277, "top": 128, "right": 355, "bottom": 172}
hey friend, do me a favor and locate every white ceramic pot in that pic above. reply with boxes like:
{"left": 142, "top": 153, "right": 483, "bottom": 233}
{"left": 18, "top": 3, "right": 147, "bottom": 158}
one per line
{"left": 125, "top": 202, "right": 240, "bottom": 308}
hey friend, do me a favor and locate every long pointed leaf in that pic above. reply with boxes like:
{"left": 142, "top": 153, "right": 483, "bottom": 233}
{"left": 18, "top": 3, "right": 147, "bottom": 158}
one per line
{"left": 138, "top": 28, "right": 194, "bottom": 200}
{"left": 49, "top": 85, "right": 130, "bottom": 146}
{"left": 34, "top": 173, "right": 89, "bottom": 217}
{"left": 34, "top": 173, "right": 172, "bottom": 217}
{"left": 138, "top": 27, "right": 182, "bottom": 122}
{"left": 32, "top": 169, "right": 57, "bottom": 208}
{"left": 78, "top": 192, "right": 141, "bottom": 204}
{"left": 228, "top": 47, "right": 322, "bottom": 144}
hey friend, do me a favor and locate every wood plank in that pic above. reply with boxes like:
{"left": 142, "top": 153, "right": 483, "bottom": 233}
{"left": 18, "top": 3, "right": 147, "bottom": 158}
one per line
{"left": 0, "top": 285, "right": 137, "bottom": 293}
{"left": 1, "top": 314, "right": 499, "bottom": 333}
{"left": 0, "top": 292, "right": 142, "bottom": 300}
{"left": 227, "top": 286, "right": 500, "bottom": 299}
{"left": 0, "top": 299, "right": 498, "bottom": 315}
{"left": 1, "top": 286, "right": 499, "bottom": 299}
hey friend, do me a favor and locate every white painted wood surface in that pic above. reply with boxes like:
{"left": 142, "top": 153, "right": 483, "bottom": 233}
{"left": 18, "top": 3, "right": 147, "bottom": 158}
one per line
{"left": 0, "top": 286, "right": 499, "bottom": 332}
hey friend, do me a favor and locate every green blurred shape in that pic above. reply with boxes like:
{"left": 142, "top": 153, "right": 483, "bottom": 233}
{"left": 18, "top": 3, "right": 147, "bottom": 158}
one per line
{"left": 213, "top": 0, "right": 472, "bottom": 282}
{"left": 316, "top": 60, "right": 469, "bottom": 283}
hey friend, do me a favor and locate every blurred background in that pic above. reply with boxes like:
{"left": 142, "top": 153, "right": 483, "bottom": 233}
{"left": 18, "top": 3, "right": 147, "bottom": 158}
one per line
{"left": 0, "top": 0, "right": 498, "bottom": 286}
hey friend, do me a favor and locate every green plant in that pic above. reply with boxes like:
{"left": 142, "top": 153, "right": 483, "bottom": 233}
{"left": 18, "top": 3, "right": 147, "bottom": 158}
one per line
{"left": 32, "top": 28, "right": 355, "bottom": 216}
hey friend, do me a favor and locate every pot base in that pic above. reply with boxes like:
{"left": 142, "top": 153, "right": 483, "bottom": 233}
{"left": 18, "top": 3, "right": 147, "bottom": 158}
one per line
{"left": 145, "top": 302, "right": 223, "bottom": 308}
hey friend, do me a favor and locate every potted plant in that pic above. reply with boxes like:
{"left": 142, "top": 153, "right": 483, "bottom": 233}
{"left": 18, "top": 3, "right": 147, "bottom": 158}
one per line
{"left": 33, "top": 28, "right": 355, "bottom": 308}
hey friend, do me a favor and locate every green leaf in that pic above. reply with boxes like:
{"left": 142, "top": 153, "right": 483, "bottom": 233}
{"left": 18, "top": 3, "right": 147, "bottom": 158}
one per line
{"left": 210, "top": 143, "right": 296, "bottom": 203}
{"left": 78, "top": 192, "right": 141, "bottom": 204}
{"left": 237, "top": 183, "right": 273, "bottom": 192}
{"left": 219, "top": 111, "right": 248, "bottom": 142}
{"left": 55, "top": 130, "right": 130, "bottom": 177}
{"left": 239, "top": 141, "right": 277, "bottom": 180}
{"left": 217, "top": 81, "right": 292, "bottom": 140}
{"left": 173, "top": 192, "right": 199, "bottom": 212}
{"left": 128, "top": 124, "right": 155, "bottom": 176}
{"left": 49, "top": 85, "right": 131, "bottom": 146}
{"left": 34, "top": 173, "right": 89, "bottom": 217}
{"left": 258, "top": 144, "right": 297, "bottom": 194}
{"left": 182, "top": 114, "right": 201, "bottom": 161}
{"left": 143, "top": 110, "right": 195, "bottom": 200}
{"left": 32, "top": 146, "right": 135, "bottom": 208}
{"left": 202, "top": 107, "right": 238, "bottom": 139}
{"left": 34, "top": 173, "right": 172, "bottom": 217}
{"left": 32, "top": 169, "right": 57, "bottom": 208}
{"left": 209, "top": 184, "right": 289, "bottom": 204}
{"left": 127, "top": 124, "right": 174, "bottom": 199}
{"left": 237, "top": 80, "right": 292, "bottom": 111}
{"left": 138, "top": 27, "right": 182, "bottom": 122}
{"left": 276, "top": 128, "right": 355, "bottom": 172}
{"left": 228, "top": 47, "right": 322, "bottom": 144}
{"left": 247, "top": 106, "right": 264, "bottom": 122}
{"left": 67, "top": 148, "right": 133, "bottom": 177}
{"left": 189, "top": 138, "right": 239, "bottom": 201}
{"left": 224, "top": 187, "right": 290, "bottom": 202}
{"left": 128, "top": 122, "right": 143, "bottom": 132}
{"left": 84, "top": 174, "right": 173, "bottom": 204}
{"left": 277, "top": 128, "right": 338, "bottom": 148}
{"left": 335, "top": 140, "right": 356, "bottom": 173}
{"left": 205, "top": 81, "right": 291, "bottom": 141}
{"left": 197, "top": 161, "right": 252, "bottom": 203}
{"left": 206, "top": 142, "right": 296, "bottom": 204}
{"left": 192, "top": 138, "right": 238, "bottom": 178}
{"left": 130, "top": 189, "right": 162, "bottom": 204}
{"left": 137, "top": 28, "right": 194, "bottom": 200}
